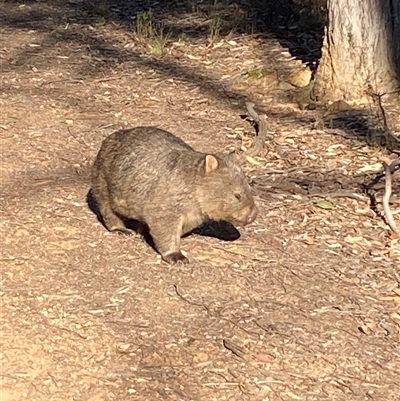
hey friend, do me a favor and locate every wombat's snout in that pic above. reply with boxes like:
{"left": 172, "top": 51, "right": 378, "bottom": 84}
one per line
{"left": 233, "top": 201, "right": 258, "bottom": 226}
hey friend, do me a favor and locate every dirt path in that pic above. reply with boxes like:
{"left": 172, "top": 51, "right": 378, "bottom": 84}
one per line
{"left": 1, "top": 1, "right": 399, "bottom": 400}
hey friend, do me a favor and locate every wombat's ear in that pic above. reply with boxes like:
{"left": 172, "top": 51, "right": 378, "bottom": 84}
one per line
{"left": 204, "top": 154, "right": 219, "bottom": 174}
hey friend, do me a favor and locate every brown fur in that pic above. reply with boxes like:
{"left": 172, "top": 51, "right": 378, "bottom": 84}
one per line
{"left": 91, "top": 126, "right": 258, "bottom": 264}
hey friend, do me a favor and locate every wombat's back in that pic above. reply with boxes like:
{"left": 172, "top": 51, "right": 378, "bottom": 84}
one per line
{"left": 106, "top": 126, "right": 194, "bottom": 152}
{"left": 95, "top": 126, "right": 200, "bottom": 176}
{"left": 92, "top": 126, "right": 207, "bottom": 206}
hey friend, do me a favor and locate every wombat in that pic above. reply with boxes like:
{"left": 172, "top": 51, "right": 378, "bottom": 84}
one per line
{"left": 91, "top": 126, "right": 258, "bottom": 264}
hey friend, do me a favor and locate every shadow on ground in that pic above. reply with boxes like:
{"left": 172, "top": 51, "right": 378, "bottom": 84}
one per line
{"left": 86, "top": 188, "right": 241, "bottom": 255}
{"left": 1, "top": 0, "right": 326, "bottom": 62}
{"left": 0, "top": 0, "right": 324, "bottom": 80}
{"left": 1, "top": 1, "right": 397, "bottom": 152}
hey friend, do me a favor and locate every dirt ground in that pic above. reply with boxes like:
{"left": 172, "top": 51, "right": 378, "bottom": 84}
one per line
{"left": 1, "top": 1, "right": 400, "bottom": 401}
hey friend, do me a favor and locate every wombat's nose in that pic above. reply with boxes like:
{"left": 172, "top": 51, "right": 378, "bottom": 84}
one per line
{"left": 247, "top": 205, "right": 258, "bottom": 224}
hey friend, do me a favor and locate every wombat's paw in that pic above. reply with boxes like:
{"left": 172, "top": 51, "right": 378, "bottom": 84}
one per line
{"left": 111, "top": 227, "right": 135, "bottom": 236}
{"left": 163, "top": 252, "right": 189, "bottom": 265}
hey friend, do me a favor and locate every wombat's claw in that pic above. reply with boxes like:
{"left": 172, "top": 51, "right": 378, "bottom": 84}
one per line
{"left": 111, "top": 227, "right": 134, "bottom": 236}
{"left": 163, "top": 252, "right": 189, "bottom": 264}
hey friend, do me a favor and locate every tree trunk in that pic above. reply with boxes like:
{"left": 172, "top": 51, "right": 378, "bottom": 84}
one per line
{"left": 314, "top": 0, "right": 400, "bottom": 102}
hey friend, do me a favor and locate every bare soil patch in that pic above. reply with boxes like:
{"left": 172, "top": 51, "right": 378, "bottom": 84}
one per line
{"left": 1, "top": 1, "right": 399, "bottom": 400}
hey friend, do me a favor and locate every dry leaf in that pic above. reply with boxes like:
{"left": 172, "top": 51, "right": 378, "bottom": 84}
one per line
{"left": 357, "top": 163, "right": 382, "bottom": 172}
{"left": 187, "top": 54, "right": 201, "bottom": 60}
{"left": 246, "top": 155, "right": 263, "bottom": 165}
{"left": 315, "top": 200, "right": 334, "bottom": 210}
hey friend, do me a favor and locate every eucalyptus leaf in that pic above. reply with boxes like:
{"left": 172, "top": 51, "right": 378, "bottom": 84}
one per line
{"left": 246, "top": 155, "right": 262, "bottom": 165}
{"left": 315, "top": 200, "right": 334, "bottom": 210}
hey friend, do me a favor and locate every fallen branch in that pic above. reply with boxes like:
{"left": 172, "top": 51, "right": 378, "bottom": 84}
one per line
{"left": 365, "top": 158, "right": 400, "bottom": 189}
{"left": 245, "top": 102, "right": 269, "bottom": 156}
{"left": 370, "top": 91, "right": 400, "bottom": 154}
{"left": 382, "top": 161, "right": 399, "bottom": 235}
{"left": 308, "top": 191, "right": 366, "bottom": 201}
{"left": 252, "top": 178, "right": 366, "bottom": 201}
{"left": 364, "top": 158, "right": 400, "bottom": 233}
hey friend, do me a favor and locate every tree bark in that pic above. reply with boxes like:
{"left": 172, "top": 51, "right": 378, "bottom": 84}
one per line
{"left": 314, "top": 0, "right": 400, "bottom": 102}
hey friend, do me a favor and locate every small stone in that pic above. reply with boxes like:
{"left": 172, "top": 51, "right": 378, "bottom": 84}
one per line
{"left": 193, "top": 352, "right": 209, "bottom": 363}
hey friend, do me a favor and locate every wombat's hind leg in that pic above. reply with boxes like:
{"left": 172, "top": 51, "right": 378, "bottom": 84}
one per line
{"left": 92, "top": 187, "right": 133, "bottom": 235}
{"left": 113, "top": 226, "right": 135, "bottom": 236}
{"left": 101, "top": 209, "right": 133, "bottom": 235}
{"left": 100, "top": 206, "right": 132, "bottom": 235}
{"left": 149, "top": 220, "right": 188, "bottom": 264}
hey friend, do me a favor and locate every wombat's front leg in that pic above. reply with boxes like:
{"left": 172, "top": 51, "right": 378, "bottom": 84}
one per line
{"left": 148, "top": 219, "right": 188, "bottom": 264}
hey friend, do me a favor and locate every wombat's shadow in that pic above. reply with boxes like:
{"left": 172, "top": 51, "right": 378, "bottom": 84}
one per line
{"left": 86, "top": 189, "right": 241, "bottom": 250}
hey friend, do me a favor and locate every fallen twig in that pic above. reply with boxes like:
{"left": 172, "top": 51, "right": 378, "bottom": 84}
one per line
{"left": 382, "top": 161, "right": 399, "bottom": 235}
{"left": 370, "top": 91, "right": 400, "bottom": 154}
{"left": 39, "top": 78, "right": 85, "bottom": 87}
{"left": 245, "top": 102, "right": 269, "bottom": 155}
{"left": 365, "top": 158, "right": 400, "bottom": 191}
{"left": 222, "top": 339, "right": 246, "bottom": 359}
{"left": 308, "top": 191, "right": 366, "bottom": 201}
{"left": 172, "top": 285, "right": 210, "bottom": 313}
{"left": 364, "top": 158, "right": 400, "bottom": 232}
